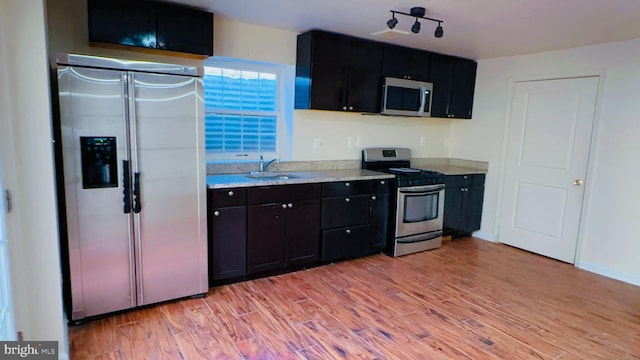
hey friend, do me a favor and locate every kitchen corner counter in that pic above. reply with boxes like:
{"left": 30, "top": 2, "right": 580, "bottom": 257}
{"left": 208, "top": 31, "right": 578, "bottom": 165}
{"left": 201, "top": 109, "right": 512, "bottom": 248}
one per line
{"left": 422, "top": 165, "right": 488, "bottom": 176}
{"left": 207, "top": 169, "right": 394, "bottom": 189}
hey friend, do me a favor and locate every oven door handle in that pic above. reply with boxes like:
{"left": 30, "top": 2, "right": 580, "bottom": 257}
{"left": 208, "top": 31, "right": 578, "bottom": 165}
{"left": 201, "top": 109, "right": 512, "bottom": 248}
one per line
{"left": 397, "top": 231, "right": 443, "bottom": 244}
{"left": 399, "top": 184, "right": 445, "bottom": 194}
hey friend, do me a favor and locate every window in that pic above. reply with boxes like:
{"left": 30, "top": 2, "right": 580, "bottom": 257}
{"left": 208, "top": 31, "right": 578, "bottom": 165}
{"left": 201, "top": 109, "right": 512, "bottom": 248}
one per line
{"left": 204, "top": 58, "right": 292, "bottom": 161}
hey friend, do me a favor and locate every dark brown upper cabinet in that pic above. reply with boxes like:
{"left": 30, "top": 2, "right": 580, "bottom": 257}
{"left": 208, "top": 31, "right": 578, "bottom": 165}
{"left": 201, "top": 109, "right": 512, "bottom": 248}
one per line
{"left": 294, "top": 29, "right": 477, "bottom": 119}
{"left": 88, "top": 0, "right": 213, "bottom": 56}
{"left": 382, "top": 44, "right": 431, "bottom": 81}
{"left": 429, "top": 53, "right": 477, "bottom": 119}
{"left": 295, "top": 30, "right": 383, "bottom": 113}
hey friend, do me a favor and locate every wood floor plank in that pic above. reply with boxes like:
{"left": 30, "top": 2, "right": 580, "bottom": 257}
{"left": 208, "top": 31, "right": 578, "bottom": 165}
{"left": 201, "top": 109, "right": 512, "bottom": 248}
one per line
{"left": 68, "top": 237, "right": 640, "bottom": 360}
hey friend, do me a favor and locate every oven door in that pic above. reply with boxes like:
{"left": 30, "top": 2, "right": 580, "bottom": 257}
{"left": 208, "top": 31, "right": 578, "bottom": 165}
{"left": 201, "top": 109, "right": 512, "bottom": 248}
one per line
{"left": 395, "top": 184, "right": 445, "bottom": 238}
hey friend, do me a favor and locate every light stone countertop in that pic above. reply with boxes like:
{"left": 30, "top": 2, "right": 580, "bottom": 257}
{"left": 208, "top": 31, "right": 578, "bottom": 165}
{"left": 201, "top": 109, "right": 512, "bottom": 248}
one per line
{"left": 410, "top": 158, "right": 488, "bottom": 176}
{"left": 206, "top": 169, "right": 394, "bottom": 189}
{"left": 418, "top": 165, "right": 487, "bottom": 176}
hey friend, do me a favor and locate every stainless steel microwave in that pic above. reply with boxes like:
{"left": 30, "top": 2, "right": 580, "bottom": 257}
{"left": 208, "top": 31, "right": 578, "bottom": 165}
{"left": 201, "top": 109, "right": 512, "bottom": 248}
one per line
{"left": 381, "top": 77, "right": 433, "bottom": 117}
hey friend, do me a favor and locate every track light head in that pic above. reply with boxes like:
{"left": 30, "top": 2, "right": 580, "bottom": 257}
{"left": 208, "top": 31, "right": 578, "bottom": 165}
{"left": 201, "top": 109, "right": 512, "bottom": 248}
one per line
{"left": 411, "top": 19, "right": 421, "bottom": 34}
{"left": 434, "top": 22, "right": 444, "bottom": 38}
{"left": 387, "top": 15, "right": 398, "bottom": 29}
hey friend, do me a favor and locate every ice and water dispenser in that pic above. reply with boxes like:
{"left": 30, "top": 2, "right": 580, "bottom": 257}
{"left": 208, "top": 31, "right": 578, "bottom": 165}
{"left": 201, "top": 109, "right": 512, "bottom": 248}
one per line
{"left": 80, "top": 136, "right": 118, "bottom": 189}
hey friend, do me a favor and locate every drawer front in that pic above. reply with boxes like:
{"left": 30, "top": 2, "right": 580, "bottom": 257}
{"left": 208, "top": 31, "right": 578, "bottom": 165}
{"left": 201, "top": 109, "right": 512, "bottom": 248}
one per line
{"left": 322, "top": 180, "right": 372, "bottom": 197}
{"left": 209, "top": 188, "right": 247, "bottom": 207}
{"left": 444, "top": 174, "right": 485, "bottom": 187}
{"left": 321, "top": 194, "right": 370, "bottom": 229}
{"left": 321, "top": 225, "right": 371, "bottom": 262}
{"left": 247, "top": 183, "right": 321, "bottom": 205}
{"left": 372, "top": 178, "right": 393, "bottom": 194}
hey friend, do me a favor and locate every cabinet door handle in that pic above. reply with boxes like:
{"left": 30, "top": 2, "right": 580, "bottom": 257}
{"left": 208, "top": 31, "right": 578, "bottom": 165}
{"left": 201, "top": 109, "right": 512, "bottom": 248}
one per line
{"left": 345, "top": 182, "right": 350, "bottom": 187}
{"left": 228, "top": 190, "right": 234, "bottom": 197}
{"left": 348, "top": 106, "right": 353, "bottom": 111}
{"left": 345, "top": 198, "right": 350, "bottom": 203}
{"left": 288, "top": 203, "right": 293, "bottom": 208}
{"left": 281, "top": 203, "right": 287, "bottom": 209}
{"left": 380, "top": 180, "right": 385, "bottom": 185}
{"left": 371, "top": 195, "right": 376, "bottom": 200}
{"left": 213, "top": 211, "right": 220, "bottom": 217}
{"left": 346, "top": 229, "right": 351, "bottom": 234}
{"left": 342, "top": 106, "right": 347, "bottom": 111}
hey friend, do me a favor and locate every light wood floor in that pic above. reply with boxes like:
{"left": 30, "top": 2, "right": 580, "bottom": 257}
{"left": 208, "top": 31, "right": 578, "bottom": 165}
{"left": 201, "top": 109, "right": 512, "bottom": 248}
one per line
{"left": 69, "top": 237, "right": 640, "bottom": 359}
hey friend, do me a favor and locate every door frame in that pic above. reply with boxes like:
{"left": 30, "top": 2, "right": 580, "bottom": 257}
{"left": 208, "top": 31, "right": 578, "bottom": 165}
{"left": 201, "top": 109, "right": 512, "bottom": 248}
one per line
{"left": 494, "top": 69, "right": 606, "bottom": 265}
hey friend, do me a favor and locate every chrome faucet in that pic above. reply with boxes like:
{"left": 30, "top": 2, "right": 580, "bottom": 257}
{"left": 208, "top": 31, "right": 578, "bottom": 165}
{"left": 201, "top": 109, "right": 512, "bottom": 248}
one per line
{"left": 259, "top": 155, "right": 279, "bottom": 172}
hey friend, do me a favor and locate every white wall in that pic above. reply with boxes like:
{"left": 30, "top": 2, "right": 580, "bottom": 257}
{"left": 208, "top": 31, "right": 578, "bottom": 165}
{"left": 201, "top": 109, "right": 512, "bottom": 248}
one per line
{"left": 450, "top": 38, "right": 640, "bottom": 285}
{"left": 0, "top": 0, "right": 68, "bottom": 356}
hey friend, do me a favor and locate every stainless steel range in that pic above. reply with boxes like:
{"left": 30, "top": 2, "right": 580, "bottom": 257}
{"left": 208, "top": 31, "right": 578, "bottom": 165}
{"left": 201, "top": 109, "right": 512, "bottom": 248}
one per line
{"left": 362, "top": 148, "right": 445, "bottom": 256}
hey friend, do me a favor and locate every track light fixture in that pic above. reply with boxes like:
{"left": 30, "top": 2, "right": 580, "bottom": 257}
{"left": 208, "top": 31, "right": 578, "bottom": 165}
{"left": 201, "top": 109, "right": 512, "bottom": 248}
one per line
{"left": 386, "top": 6, "right": 444, "bottom": 38}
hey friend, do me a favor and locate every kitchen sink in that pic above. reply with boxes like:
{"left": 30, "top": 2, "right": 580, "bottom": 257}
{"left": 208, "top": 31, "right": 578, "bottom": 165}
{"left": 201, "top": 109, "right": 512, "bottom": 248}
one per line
{"left": 245, "top": 171, "right": 297, "bottom": 180}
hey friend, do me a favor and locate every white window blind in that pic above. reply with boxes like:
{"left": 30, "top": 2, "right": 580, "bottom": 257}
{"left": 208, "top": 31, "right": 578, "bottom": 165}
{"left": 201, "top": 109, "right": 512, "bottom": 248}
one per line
{"left": 204, "top": 66, "right": 279, "bottom": 156}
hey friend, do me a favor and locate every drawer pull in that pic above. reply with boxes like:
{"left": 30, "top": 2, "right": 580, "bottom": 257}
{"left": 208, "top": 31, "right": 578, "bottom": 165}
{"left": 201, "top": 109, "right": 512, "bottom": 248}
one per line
{"left": 345, "top": 198, "right": 350, "bottom": 203}
{"left": 228, "top": 190, "right": 234, "bottom": 197}
{"left": 345, "top": 182, "right": 350, "bottom": 187}
{"left": 213, "top": 211, "right": 220, "bottom": 217}
{"left": 371, "top": 195, "right": 377, "bottom": 200}
{"left": 281, "top": 203, "right": 288, "bottom": 209}
{"left": 288, "top": 203, "right": 293, "bottom": 208}
{"left": 346, "top": 229, "right": 351, "bottom": 234}
{"left": 380, "top": 180, "right": 385, "bottom": 185}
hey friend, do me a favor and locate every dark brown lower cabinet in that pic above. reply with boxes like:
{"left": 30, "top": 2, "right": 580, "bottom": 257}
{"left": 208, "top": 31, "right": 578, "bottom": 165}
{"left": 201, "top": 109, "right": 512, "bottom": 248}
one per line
{"left": 247, "top": 203, "right": 286, "bottom": 274}
{"left": 247, "top": 184, "right": 322, "bottom": 275}
{"left": 444, "top": 174, "right": 485, "bottom": 237}
{"left": 370, "top": 193, "right": 390, "bottom": 253}
{"left": 321, "top": 225, "right": 371, "bottom": 262}
{"left": 285, "top": 199, "right": 321, "bottom": 267}
{"left": 209, "top": 206, "right": 246, "bottom": 280}
{"left": 208, "top": 178, "right": 392, "bottom": 284}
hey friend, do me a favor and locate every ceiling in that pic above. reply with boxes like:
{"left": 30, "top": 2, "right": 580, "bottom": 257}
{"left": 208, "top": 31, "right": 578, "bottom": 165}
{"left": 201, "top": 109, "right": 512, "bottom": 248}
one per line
{"left": 172, "top": 0, "right": 640, "bottom": 60}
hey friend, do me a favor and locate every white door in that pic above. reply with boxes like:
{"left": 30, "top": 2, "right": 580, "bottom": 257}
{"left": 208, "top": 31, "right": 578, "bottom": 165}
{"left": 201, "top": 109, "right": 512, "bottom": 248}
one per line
{"left": 499, "top": 77, "right": 598, "bottom": 263}
{"left": 0, "top": 163, "right": 15, "bottom": 340}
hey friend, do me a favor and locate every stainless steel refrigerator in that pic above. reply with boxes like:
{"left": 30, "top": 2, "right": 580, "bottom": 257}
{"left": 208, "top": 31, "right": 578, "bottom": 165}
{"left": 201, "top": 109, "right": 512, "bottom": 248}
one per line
{"left": 56, "top": 54, "right": 208, "bottom": 321}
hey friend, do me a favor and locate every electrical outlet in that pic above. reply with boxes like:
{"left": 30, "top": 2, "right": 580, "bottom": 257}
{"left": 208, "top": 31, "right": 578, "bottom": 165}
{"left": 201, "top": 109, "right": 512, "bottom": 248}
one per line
{"left": 313, "top": 138, "right": 323, "bottom": 149}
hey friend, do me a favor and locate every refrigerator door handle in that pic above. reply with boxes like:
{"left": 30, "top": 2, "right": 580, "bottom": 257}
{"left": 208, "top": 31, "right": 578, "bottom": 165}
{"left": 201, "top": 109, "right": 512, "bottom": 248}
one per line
{"left": 122, "top": 160, "right": 132, "bottom": 214}
{"left": 133, "top": 172, "right": 141, "bottom": 213}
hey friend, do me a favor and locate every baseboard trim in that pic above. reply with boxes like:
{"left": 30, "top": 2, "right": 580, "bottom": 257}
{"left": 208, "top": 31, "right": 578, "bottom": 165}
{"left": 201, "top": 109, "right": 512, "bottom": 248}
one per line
{"left": 577, "top": 261, "right": 640, "bottom": 287}
{"left": 471, "top": 231, "right": 494, "bottom": 242}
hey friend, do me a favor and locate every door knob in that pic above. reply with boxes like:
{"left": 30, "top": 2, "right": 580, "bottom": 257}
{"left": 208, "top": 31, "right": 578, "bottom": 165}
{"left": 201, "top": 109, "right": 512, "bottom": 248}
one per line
{"left": 573, "top": 179, "right": 583, "bottom": 186}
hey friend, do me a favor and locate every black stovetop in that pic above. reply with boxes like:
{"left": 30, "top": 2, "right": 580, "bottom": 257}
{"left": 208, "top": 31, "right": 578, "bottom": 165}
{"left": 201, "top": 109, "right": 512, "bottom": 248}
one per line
{"left": 385, "top": 167, "right": 444, "bottom": 187}
{"left": 361, "top": 148, "right": 445, "bottom": 187}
